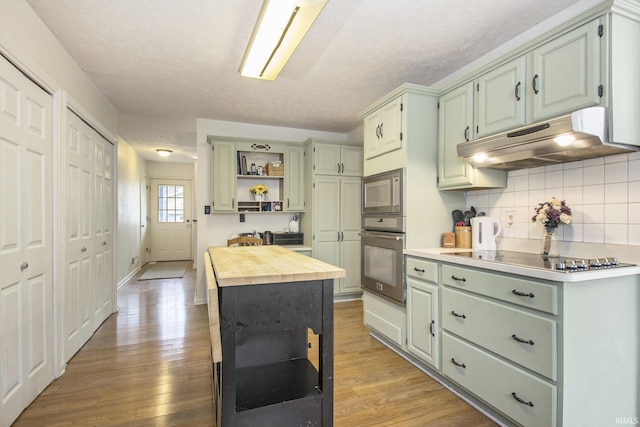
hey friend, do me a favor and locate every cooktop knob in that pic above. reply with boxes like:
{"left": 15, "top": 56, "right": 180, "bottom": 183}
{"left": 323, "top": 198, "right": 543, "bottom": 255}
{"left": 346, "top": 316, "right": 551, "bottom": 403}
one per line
{"left": 567, "top": 260, "right": 578, "bottom": 271}
{"left": 601, "top": 258, "right": 611, "bottom": 267}
{"left": 577, "top": 260, "right": 588, "bottom": 270}
{"left": 608, "top": 257, "right": 619, "bottom": 267}
{"left": 556, "top": 262, "right": 566, "bottom": 271}
{"left": 590, "top": 258, "right": 601, "bottom": 268}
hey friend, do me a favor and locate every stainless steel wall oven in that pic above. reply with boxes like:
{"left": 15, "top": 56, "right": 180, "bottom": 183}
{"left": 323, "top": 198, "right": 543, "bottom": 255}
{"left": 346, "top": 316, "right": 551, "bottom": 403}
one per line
{"left": 361, "top": 168, "right": 406, "bottom": 305}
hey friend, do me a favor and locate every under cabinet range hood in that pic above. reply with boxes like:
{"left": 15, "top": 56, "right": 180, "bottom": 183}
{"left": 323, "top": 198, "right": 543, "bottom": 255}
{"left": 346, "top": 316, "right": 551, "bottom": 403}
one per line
{"left": 457, "top": 107, "right": 639, "bottom": 170}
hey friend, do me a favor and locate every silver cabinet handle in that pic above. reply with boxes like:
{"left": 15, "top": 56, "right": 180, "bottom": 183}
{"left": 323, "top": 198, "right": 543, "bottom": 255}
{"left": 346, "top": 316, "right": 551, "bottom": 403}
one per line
{"left": 102, "top": 241, "right": 107, "bottom": 246}
{"left": 81, "top": 247, "right": 87, "bottom": 253}
{"left": 20, "top": 262, "right": 29, "bottom": 271}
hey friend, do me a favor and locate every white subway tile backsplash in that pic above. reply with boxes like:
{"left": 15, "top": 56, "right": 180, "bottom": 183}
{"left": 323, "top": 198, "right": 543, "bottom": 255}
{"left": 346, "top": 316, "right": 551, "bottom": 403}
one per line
{"left": 628, "top": 203, "right": 640, "bottom": 224}
{"left": 629, "top": 160, "right": 640, "bottom": 182}
{"left": 604, "top": 161, "right": 628, "bottom": 183}
{"left": 529, "top": 172, "right": 546, "bottom": 190}
{"left": 583, "top": 223, "right": 604, "bottom": 243}
{"left": 604, "top": 183, "right": 628, "bottom": 204}
{"left": 583, "top": 204, "right": 605, "bottom": 223}
{"left": 583, "top": 164, "right": 604, "bottom": 185}
{"left": 629, "top": 225, "right": 640, "bottom": 245}
{"left": 604, "top": 224, "right": 628, "bottom": 245}
{"left": 564, "top": 167, "right": 582, "bottom": 187}
{"left": 604, "top": 203, "right": 628, "bottom": 224}
{"left": 466, "top": 154, "right": 640, "bottom": 247}
{"left": 628, "top": 181, "right": 640, "bottom": 203}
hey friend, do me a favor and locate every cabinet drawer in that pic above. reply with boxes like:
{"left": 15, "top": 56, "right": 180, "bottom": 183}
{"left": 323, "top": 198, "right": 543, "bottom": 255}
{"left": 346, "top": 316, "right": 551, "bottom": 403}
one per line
{"left": 442, "top": 288, "right": 557, "bottom": 380}
{"left": 442, "top": 264, "right": 558, "bottom": 314}
{"left": 406, "top": 257, "right": 437, "bottom": 283}
{"left": 442, "top": 332, "right": 557, "bottom": 427}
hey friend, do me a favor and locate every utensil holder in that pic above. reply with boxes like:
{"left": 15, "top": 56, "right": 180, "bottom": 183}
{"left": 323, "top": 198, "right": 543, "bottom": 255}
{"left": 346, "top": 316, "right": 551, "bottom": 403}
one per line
{"left": 455, "top": 226, "right": 472, "bottom": 248}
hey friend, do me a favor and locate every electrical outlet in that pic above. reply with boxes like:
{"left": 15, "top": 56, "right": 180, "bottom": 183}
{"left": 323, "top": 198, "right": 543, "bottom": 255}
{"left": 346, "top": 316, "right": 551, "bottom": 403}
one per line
{"left": 505, "top": 211, "right": 515, "bottom": 227}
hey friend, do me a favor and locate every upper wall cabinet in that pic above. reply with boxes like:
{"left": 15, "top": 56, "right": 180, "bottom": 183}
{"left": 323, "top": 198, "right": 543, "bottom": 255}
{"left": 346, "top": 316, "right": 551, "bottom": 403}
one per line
{"left": 312, "top": 141, "right": 363, "bottom": 176}
{"left": 528, "top": 18, "right": 602, "bottom": 123}
{"left": 475, "top": 57, "right": 527, "bottom": 138}
{"left": 363, "top": 96, "right": 403, "bottom": 160}
{"left": 210, "top": 137, "right": 305, "bottom": 213}
{"left": 474, "top": 19, "right": 602, "bottom": 139}
{"left": 438, "top": 83, "right": 507, "bottom": 190}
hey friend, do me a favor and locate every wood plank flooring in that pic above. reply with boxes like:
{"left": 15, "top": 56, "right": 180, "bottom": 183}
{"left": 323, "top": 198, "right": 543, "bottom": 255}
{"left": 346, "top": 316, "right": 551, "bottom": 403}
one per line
{"left": 13, "top": 261, "right": 496, "bottom": 426}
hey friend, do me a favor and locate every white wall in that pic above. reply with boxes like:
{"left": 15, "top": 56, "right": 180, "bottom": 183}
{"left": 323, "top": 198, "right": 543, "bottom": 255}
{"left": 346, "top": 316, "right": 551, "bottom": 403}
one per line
{"left": 194, "top": 118, "right": 349, "bottom": 303}
{"left": 116, "top": 139, "right": 146, "bottom": 286}
{"left": 0, "top": 1, "right": 117, "bottom": 136}
{"left": 467, "top": 151, "right": 640, "bottom": 261}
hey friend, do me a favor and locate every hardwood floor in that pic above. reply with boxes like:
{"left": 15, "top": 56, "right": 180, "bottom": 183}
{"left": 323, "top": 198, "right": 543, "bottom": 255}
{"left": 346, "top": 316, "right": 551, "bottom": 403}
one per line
{"left": 13, "top": 261, "right": 496, "bottom": 426}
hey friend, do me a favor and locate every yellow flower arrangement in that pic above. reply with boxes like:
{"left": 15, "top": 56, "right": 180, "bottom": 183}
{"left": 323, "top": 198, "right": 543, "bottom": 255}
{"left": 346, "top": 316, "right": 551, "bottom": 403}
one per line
{"left": 249, "top": 184, "right": 269, "bottom": 195}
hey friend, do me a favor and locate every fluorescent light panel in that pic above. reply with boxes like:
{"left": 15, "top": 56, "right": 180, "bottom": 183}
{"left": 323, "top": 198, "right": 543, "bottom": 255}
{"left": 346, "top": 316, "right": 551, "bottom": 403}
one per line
{"left": 240, "top": 0, "right": 328, "bottom": 81}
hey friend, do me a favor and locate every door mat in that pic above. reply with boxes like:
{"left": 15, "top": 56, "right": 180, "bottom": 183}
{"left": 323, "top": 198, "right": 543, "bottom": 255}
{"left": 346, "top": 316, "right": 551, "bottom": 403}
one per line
{"left": 139, "top": 266, "right": 186, "bottom": 281}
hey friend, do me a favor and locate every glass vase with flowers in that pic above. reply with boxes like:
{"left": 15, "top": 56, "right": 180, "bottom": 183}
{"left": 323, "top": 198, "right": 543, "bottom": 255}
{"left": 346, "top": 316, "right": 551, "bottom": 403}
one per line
{"left": 531, "top": 198, "right": 572, "bottom": 258}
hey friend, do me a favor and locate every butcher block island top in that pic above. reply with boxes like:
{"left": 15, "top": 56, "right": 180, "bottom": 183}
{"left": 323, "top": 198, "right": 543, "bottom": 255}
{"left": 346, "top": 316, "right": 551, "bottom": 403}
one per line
{"left": 208, "top": 245, "right": 345, "bottom": 287}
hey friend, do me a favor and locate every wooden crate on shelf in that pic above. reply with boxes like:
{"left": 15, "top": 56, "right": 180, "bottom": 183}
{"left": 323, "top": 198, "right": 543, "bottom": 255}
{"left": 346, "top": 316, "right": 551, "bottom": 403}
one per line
{"left": 266, "top": 161, "right": 284, "bottom": 176}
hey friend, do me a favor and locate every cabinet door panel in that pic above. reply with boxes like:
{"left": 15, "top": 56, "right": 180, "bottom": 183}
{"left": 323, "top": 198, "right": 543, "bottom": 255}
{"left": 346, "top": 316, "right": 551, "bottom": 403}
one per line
{"left": 407, "top": 279, "right": 439, "bottom": 368}
{"left": 438, "top": 83, "right": 474, "bottom": 188}
{"left": 340, "top": 146, "right": 363, "bottom": 176}
{"left": 340, "top": 239, "right": 361, "bottom": 294}
{"left": 363, "top": 111, "right": 381, "bottom": 160}
{"left": 476, "top": 56, "right": 527, "bottom": 137}
{"left": 530, "top": 20, "right": 601, "bottom": 122}
{"left": 284, "top": 146, "right": 305, "bottom": 211}
{"left": 314, "top": 143, "right": 341, "bottom": 175}
{"left": 212, "top": 141, "right": 237, "bottom": 212}
{"left": 340, "top": 178, "right": 361, "bottom": 240}
{"left": 379, "top": 96, "right": 403, "bottom": 155}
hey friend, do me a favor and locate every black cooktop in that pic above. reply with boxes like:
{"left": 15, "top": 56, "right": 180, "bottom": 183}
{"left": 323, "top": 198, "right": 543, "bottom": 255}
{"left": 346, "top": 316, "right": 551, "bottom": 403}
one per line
{"left": 447, "top": 250, "right": 636, "bottom": 272}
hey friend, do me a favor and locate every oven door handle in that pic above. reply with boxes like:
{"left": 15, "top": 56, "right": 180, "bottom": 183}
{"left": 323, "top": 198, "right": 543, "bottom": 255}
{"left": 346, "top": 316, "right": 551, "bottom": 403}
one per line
{"left": 360, "top": 231, "right": 405, "bottom": 241}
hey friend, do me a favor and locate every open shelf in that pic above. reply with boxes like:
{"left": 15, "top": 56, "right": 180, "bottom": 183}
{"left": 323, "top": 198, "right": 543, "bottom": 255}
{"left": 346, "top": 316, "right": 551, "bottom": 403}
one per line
{"left": 237, "top": 201, "right": 283, "bottom": 212}
{"left": 236, "top": 358, "right": 321, "bottom": 412}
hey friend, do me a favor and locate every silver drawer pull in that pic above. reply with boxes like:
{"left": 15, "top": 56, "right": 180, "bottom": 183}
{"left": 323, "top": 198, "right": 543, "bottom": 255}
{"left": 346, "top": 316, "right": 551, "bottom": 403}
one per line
{"left": 20, "top": 262, "right": 29, "bottom": 271}
{"left": 512, "top": 289, "right": 535, "bottom": 298}
{"left": 81, "top": 247, "right": 87, "bottom": 253}
{"left": 512, "top": 392, "right": 534, "bottom": 407}
{"left": 102, "top": 241, "right": 107, "bottom": 246}
{"left": 512, "top": 334, "right": 535, "bottom": 345}
{"left": 414, "top": 267, "right": 425, "bottom": 273}
{"left": 451, "top": 358, "right": 466, "bottom": 368}
{"left": 451, "top": 275, "right": 466, "bottom": 282}
{"left": 451, "top": 310, "right": 466, "bottom": 319}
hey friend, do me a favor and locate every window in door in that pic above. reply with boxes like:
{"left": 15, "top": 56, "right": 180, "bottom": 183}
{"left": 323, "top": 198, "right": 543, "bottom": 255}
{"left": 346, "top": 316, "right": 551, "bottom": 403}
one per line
{"left": 157, "top": 184, "right": 185, "bottom": 223}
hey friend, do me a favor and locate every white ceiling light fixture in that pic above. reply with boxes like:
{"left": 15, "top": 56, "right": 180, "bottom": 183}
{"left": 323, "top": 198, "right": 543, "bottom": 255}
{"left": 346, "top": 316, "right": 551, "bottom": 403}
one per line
{"left": 156, "top": 149, "right": 172, "bottom": 157}
{"left": 240, "top": 0, "right": 328, "bottom": 81}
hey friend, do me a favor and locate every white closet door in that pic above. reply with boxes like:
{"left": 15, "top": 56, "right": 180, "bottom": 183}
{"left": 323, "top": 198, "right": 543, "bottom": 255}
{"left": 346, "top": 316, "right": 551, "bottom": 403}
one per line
{"left": 0, "top": 55, "right": 53, "bottom": 427}
{"left": 64, "top": 110, "right": 95, "bottom": 360}
{"left": 93, "top": 134, "right": 113, "bottom": 329}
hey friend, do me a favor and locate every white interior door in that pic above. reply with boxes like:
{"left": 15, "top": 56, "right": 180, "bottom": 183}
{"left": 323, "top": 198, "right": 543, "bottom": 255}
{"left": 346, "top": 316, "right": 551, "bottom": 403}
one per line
{"left": 64, "top": 110, "right": 95, "bottom": 360}
{"left": 150, "top": 178, "right": 192, "bottom": 261}
{"left": 140, "top": 176, "right": 150, "bottom": 264}
{"left": 0, "top": 55, "right": 53, "bottom": 427}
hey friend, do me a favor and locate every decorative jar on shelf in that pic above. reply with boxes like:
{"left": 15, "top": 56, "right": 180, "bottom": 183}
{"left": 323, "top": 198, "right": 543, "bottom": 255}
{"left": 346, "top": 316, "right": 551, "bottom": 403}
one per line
{"left": 254, "top": 193, "right": 264, "bottom": 202}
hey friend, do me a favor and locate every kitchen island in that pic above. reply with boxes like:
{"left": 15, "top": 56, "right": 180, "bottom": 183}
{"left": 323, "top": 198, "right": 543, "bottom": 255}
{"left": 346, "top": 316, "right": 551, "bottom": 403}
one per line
{"left": 205, "top": 245, "right": 345, "bottom": 427}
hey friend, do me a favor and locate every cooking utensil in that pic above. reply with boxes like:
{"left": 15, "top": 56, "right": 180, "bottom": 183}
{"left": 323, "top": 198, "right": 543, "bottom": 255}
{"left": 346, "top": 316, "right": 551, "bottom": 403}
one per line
{"left": 452, "top": 210, "right": 465, "bottom": 230}
{"left": 470, "top": 206, "right": 477, "bottom": 216}
{"left": 463, "top": 210, "right": 475, "bottom": 225}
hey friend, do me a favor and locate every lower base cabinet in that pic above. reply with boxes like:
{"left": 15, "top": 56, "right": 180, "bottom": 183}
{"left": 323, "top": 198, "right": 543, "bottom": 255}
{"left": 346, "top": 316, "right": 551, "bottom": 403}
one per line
{"left": 364, "top": 255, "right": 639, "bottom": 427}
{"left": 442, "top": 332, "right": 557, "bottom": 427}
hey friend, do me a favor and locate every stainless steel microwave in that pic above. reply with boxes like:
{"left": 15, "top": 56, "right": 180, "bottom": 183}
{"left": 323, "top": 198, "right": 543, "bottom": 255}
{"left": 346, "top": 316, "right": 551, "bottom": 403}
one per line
{"left": 362, "top": 168, "right": 404, "bottom": 216}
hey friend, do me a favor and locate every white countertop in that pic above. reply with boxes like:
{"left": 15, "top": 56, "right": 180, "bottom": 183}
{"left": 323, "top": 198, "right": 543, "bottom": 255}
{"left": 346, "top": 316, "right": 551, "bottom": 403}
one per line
{"left": 405, "top": 248, "right": 640, "bottom": 282}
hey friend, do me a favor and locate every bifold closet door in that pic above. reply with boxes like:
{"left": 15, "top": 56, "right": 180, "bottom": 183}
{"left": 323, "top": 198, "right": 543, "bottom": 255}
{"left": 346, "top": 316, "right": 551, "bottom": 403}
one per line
{"left": 0, "top": 54, "right": 54, "bottom": 427}
{"left": 64, "top": 110, "right": 114, "bottom": 361}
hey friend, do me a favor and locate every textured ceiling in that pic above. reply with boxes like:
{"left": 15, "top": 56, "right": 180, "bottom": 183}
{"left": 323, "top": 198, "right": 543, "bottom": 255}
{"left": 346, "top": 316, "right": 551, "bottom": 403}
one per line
{"left": 27, "top": 0, "right": 584, "bottom": 161}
